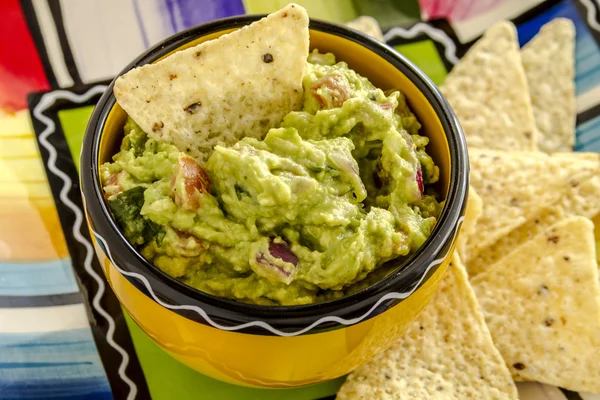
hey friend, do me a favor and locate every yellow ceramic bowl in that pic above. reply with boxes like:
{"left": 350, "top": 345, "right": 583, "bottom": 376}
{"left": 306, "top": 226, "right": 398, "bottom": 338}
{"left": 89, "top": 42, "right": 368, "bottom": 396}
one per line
{"left": 80, "top": 15, "right": 468, "bottom": 388}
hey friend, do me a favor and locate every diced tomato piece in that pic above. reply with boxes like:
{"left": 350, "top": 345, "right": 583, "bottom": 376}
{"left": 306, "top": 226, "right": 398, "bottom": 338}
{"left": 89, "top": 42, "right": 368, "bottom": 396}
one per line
{"left": 171, "top": 155, "right": 211, "bottom": 210}
{"left": 311, "top": 74, "right": 351, "bottom": 109}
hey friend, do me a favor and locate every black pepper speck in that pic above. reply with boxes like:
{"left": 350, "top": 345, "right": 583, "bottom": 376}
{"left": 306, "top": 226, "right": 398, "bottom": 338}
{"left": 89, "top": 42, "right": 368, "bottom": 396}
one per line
{"left": 262, "top": 53, "right": 274, "bottom": 63}
{"left": 513, "top": 363, "right": 526, "bottom": 370}
{"left": 184, "top": 102, "right": 201, "bottom": 114}
{"left": 547, "top": 235, "right": 560, "bottom": 244}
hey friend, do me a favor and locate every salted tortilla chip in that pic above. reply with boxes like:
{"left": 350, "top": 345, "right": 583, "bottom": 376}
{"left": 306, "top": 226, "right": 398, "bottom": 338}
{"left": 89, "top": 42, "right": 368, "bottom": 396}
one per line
{"left": 114, "top": 4, "right": 309, "bottom": 164}
{"left": 522, "top": 18, "right": 575, "bottom": 152}
{"left": 468, "top": 171, "right": 600, "bottom": 276}
{"left": 440, "top": 21, "right": 537, "bottom": 151}
{"left": 471, "top": 217, "right": 600, "bottom": 393}
{"left": 467, "top": 205, "right": 564, "bottom": 277}
{"left": 346, "top": 16, "right": 384, "bottom": 41}
{"left": 466, "top": 149, "right": 600, "bottom": 261}
{"left": 456, "top": 186, "right": 482, "bottom": 264}
{"left": 337, "top": 255, "right": 518, "bottom": 400}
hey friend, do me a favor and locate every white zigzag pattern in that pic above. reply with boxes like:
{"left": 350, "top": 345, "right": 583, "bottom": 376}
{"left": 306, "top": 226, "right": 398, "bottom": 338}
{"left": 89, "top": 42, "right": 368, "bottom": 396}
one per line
{"left": 92, "top": 216, "right": 463, "bottom": 337}
{"left": 34, "top": 86, "right": 138, "bottom": 400}
{"left": 383, "top": 23, "right": 460, "bottom": 65}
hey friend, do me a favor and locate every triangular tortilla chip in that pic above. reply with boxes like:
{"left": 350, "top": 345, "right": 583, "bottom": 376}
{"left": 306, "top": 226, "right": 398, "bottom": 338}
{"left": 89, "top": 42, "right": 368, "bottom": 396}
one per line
{"left": 466, "top": 149, "right": 600, "bottom": 261}
{"left": 114, "top": 4, "right": 309, "bottom": 164}
{"left": 471, "top": 217, "right": 600, "bottom": 393}
{"left": 440, "top": 21, "right": 537, "bottom": 151}
{"left": 522, "top": 18, "right": 576, "bottom": 152}
{"left": 456, "top": 186, "right": 482, "bottom": 264}
{"left": 469, "top": 172, "right": 600, "bottom": 276}
{"left": 337, "top": 255, "right": 518, "bottom": 400}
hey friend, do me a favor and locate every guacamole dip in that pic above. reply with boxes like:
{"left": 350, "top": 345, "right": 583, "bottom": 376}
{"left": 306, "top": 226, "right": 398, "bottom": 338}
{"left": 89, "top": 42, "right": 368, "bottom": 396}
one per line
{"left": 101, "top": 51, "right": 442, "bottom": 305}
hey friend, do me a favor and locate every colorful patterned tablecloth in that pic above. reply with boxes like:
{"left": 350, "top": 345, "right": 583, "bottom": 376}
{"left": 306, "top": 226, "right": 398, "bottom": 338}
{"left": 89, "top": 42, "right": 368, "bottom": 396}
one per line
{"left": 2, "top": 0, "right": 600, "bottom": 399}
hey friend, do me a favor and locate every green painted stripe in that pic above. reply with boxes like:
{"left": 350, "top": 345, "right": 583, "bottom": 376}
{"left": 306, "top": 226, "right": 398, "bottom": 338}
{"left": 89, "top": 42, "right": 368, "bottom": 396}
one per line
{"left": 394, "top": 41, "right": 448, "bottom": 86}
{"left": 242, "top": 0, "right": 357, "bottom": 23}
{"left": 124, "top": 311, "right": 345, "bottom": 400}
{"left": 57, "top": 105, "right": 95, "bottom": 173}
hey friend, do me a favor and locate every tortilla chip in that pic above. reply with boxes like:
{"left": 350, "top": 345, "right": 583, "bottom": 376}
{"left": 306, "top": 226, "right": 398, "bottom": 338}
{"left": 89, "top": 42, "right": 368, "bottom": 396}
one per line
{"left": 468, "top": 172, "right": 600, "bottom": 276}
{"left": 346, "top": 16, "right": 384, "bottom": 41}
{"left": 522, "top": 19, "right": 576, "bottom": 152}
{"left": 467, "top": 205, "right": 564, "bottom": 277}
{"left": 551, "top": 152, "right": 600, "bottom": 161}
{"left": 440, "top": 21, "right": 537, "bottom": 151}
{"left": 471, "top": 217, "right": 600, "bottom": 393}
{"left": 114, "top": 4, "right": 309, "bottom": 164}
{"left": 337, "top": 255, "right": 518, "bottom": 400}
{"left": 456, "top": 186, "right": 482, "bottom": 264}
{"left": 466, "top": 149, "right": 600, "bottom": 261}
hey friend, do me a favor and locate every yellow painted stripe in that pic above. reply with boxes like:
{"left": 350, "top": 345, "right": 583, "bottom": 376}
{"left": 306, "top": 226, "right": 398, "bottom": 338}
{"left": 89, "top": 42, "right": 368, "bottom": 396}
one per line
{"left": 0, "top": 110, "right": 34, "bottom": 136}
{"left": 0, "top": 133, "right": 35, "bottom": 139}
{"left": 1, "top": 154, "right": 40, "bottom": 160}
{"left": 0, "top": 179, "right": 47, "bottom": 184}
{"left": 0, "top": 197, "right": 69, "bottom": 260}
{"left": 0, "top": 197, "right": 55, "bottom": 207}
{"left": 0, "top": 138, "right": 42, "bottom": 159}
{"left": 0, "top": 159, "right": 48, "bottom": 183}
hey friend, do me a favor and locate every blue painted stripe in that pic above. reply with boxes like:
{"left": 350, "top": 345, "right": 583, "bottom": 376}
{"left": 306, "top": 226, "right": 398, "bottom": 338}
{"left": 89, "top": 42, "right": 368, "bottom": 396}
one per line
{"left": 576, "top": 139, "right": 600, "bottom": 152}
{"left": 0, "top": 329, "right": 110, "bottom": 383}
{"left": 576, "top": 45, "right": 597, "bottom": 64}
{"left": 0, "top": 258, "right": 78, "bottom": 296}
{"left": 1, "top": 340, "right": 90, "bottom": 349}
{"left": 576, "top": 117, "right": 600, "bottom": 142}
{"left": 576, "top": 115, "right": 600, "bottom": 151}
{"left": 0, "top": 378, "right": 112, "bottom": 399}
{"left": 0, "top": 362, "right": 93, "bottom": 368}
{"left": 175, "top": 0, "right": 245, "bottom": 29}
{"left": 575, "top": 35, "right": 600, "bottom": 93}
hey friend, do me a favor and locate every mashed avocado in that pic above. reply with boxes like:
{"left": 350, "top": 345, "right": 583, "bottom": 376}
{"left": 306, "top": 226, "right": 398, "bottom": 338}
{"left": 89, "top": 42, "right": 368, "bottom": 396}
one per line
{"left": 101, "top": 51, "right": 442, "bottom": 305}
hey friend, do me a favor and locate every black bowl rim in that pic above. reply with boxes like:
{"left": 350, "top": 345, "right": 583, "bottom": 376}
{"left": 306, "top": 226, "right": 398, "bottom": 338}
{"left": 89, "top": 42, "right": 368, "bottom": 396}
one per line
{"left": 81, "top": 14, "right": 469, "bottom": 336}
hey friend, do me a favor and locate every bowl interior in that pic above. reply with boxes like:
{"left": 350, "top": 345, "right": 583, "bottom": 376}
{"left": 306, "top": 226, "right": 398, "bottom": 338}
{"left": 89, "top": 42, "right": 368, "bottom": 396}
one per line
{"left": 98, "top": 27, "right": 451, "bottom": 200}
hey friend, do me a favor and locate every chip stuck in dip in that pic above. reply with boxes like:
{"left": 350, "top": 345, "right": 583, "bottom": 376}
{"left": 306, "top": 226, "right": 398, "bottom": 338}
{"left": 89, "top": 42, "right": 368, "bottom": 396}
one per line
{"left": 101, "top": 4, "right": 442, "bottom": 305}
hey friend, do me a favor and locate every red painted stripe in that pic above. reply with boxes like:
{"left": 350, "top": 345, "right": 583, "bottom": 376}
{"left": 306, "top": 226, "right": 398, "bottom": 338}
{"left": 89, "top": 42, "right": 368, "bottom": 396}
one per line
{"left": 0, "top": 0, "right": 50, "bottom": 112}
{"left": 442, "top": 0, "right": 460, "bottom": 21}
{"left": 428, "top": 0, "right": 442, "bottom": 19}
